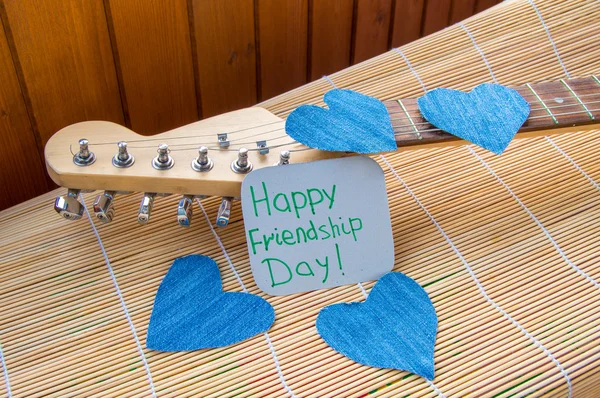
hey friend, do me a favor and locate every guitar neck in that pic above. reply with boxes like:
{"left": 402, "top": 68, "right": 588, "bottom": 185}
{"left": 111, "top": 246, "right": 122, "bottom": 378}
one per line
{"left": 386, "top": 76, "right": 600, "bottom": 148}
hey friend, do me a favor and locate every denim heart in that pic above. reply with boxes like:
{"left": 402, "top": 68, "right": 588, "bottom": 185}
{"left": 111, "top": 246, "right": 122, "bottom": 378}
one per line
{"left": 146, "top": 255, "right": 275, "bottom": 351}
{"left": 316, "top": 272, "right": 437, "bottom": 380}
{"left": 417, "top": 84, "right": 530, "bottom": 154}
{"left": 285, "top": 89, "right": 397, "bottom": 154}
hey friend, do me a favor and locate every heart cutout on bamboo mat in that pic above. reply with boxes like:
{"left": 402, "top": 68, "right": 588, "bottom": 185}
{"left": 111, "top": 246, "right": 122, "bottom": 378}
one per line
{"left": 285, "top": 89, "right": 397, "bottom": 154}
{"left": 316, "top": 272, "right": 438, "bottom": 380}
{"left": 417, "top": 83, "right": 530, "bottom": 154}
{"left": 146, "top": 255, "right": 275, "bottom": 351}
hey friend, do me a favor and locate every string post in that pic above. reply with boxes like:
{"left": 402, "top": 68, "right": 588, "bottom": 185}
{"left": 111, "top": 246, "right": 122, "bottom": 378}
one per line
{"left": 152, "top": 143, "right": 174, "bottom": 170}
{"left": 275, "top": 150, "right": 290, "bottom": 166}
{"left": 191, "top": 146, "right": 213, "bottom": 172}
{"left": 257, "top": 140, "right": 269, "bottom": 155}
{"left": 218, "top": 133, "right": 230, "bottom": 148}
{"left": 73, "top": 138, "right": 96, "bottom": 166}
{"left": 112, "top": 141, "right": 135, "bottom": 168}
{"left": 231, "top": 147, "right": 253, "bottom": 174}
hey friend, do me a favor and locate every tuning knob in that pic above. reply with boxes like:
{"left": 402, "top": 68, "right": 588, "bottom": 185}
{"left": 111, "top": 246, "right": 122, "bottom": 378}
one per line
{"left": 216, "top": 197, "right": 232, "bottom": 227}
{"left": 54, "top": 189, "right": 84, "bottom": 220}
{"left": 93, "top": 191, "right": 116, "bottom": 223}
{"left": 177, "top": 195, "right": 194, "bottom": 227}
{"left": 137, "top": 193, "right": 156, "bottom": 225}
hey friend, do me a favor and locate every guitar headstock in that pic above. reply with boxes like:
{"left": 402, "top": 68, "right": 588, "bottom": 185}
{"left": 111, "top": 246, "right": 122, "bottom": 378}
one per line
{"left": 46, "top": 106, "right": 337, "bottom": 226}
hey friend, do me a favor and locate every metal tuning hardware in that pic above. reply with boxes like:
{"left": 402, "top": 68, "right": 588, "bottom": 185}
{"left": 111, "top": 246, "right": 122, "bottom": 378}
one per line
{"left": 191, "top": 146, "right": 213, "bottom": 172}
{"left": 73, "top": 138, "right": 96, "bottom": 166}
{"left": 177, "top": 195, "right": 195, "bottom": 227}
{"left": 275, "top": 150, "right": 290, "bottom": 166}
{"left": 137, "top": 193, "right": 156, "bottom": 225}
{"left": 231, "top": 148, "right": 253, "bottom": 174}
{"left": 257, "top": 140, "right": 269, "bottom": 155}
{"left": 152, "top": 143, "right": 174, "bottom": 170}
{"left": 216, "top": 197, "right": 233, "bottom": 227}
{"left": 218, "top": 133, "right": 230, "bottom": 148}
{"left": 112, "top": 141, "right": 135, "bottom": 168}
{"left": 93, "top": 191, "right": 117, "bottom": 223}
{"left": 54, "top": 188, "right": 85, "bottom": 220}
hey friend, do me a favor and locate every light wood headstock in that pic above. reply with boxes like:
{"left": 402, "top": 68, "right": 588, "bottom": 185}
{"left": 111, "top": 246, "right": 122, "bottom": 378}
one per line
{"left": 46, "top": 107, "right": 338, "bottom": 198}
{"left": 46, "top": 106, "right": 339, "bottom": 225}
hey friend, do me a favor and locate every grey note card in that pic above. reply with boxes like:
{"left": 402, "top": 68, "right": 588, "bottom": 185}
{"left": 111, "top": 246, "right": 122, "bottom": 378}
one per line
{"left": 241, "top": 156, "right": 394, "bottom": 296}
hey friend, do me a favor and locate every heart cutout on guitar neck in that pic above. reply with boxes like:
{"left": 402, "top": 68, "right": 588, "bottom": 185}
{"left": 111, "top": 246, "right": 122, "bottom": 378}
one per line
{"left": 417, "top": 83, "right": 530, "bottom": 154}
{"left": 285, "top": 89, "right": 397, "bottom": 154}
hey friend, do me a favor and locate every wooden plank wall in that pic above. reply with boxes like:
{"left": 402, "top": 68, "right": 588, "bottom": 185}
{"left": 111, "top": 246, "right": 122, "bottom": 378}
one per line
{"left": 0, "top": 0, "right": 500, "bottom": 211}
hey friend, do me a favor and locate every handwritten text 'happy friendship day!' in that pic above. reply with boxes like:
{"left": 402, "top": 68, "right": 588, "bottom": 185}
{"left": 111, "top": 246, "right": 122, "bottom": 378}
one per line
{"left": 247, "top": 182, "right": 364, "bottom": 287}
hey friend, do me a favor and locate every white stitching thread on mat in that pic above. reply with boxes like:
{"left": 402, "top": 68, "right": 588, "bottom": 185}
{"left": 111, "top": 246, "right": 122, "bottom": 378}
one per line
{"left": 0, "top": 342, "right": 12, "bottom": 397}
{"left": 464, "top": 21, "right": 600, "bottom": 291}
{"left": 459, "top": 23, "right": 498, "bottom": 83}
{"left": 468, "top": 147, "right": 600, "bottom": 291}
{"left": 197, "top": 200, "right": 297, "bottom": 398}
{"left": 391, "top": 48, "right": 429, "bottom": 92}
{"left": 322, "top": 75, "right": 337, "bottom": 89}
{"left": 81, "top": 196, "right": 157, "bottom": 398}
{"left": 546, "top": 136, "right": 600, "bottom": 191}
{"left": 527, "top": 0, "right": 571, "bottom": 78}
{"left": 322, "top": 75, "right": 444, "bottom": 398}
{"left": 394, "top": 41, "right": 572, "bottom": 396}
{"left": 322, "top": 75, "right": 373, "bottom": 302}
{"left": 379, "top": 155, "right": 573, "bottom": 397}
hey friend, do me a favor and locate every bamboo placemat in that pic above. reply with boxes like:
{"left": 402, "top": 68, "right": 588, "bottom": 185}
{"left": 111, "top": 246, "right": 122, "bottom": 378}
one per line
{"left": 1, "top": 0, "right": 600, "bottom": 396}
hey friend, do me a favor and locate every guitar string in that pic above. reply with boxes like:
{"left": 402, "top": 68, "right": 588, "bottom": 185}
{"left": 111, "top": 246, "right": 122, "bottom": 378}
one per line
{"left": 83, "top": 91, "right": 600, "bottom": 148}
{"left": 73, "top": 106, "right": 600, "bottom": 157}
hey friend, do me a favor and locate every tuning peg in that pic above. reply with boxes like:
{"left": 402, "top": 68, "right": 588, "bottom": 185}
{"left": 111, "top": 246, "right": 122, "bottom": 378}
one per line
{"left": 93, "top": 191, "right": 116, "bottom": 223}
{"left": 152, "top": 143, "right": 174, "bottom": 170}
{"left": 54, "top": 189, "right": 85, "bottom": 220}
{"left": 275, "top": 150, "right": 290, "bottom": 166}
{"left": 216, "top": 197, "right": 232, "bottom": 227}
{"left": 191, "top": 146, "right": 213, "bottom": 172}
{"left": 177, "top": 195, "right": 194, "bottom": 227}
{"left": 112, "top": 141, "right": 135, "bottom": 168}
{"left": 137, "top": 193, "right": 156, "bottom": 225}
{"left": 73, "top": 138, "right": 96, "bottom": 166}
{"left": 231, "top": 148, "right": 253, "bottom": 174}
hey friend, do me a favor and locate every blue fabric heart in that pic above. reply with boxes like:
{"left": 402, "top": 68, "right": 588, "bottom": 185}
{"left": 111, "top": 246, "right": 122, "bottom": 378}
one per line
{"left": 316, "top": 272, "right": 437, "bottom": 380}
{"left": 417, "top": 83, "right": 530, "bottom": 154}
{"left": 146, "top": 255, "right": 275, "bottom": 351}
{"left": 285, "top": 89, "right": 397, "bottom": 154}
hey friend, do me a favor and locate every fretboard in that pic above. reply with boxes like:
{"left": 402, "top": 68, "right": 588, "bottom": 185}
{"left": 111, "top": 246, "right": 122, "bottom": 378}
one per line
{"left": 386, "top": 76, "right": 600, "bottom": 147}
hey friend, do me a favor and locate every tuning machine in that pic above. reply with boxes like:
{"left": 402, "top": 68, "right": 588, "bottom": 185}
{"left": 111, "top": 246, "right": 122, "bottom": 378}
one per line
{"left": 137, "top": 193, "right": 156, "bottom": 225}
{"left": 54, "top": 189, "right": 85, "bottom": 220}
{"left": 112, "top": 141, "right": 134, "bottom": 168}
{"left": 93, "top": 191, "right": 117, "bottom": 223}
{"left": 231, "top": 148, "right": 253, "bottom": 174}
{"left": 177, "top": 195, "right": 207, "bottom": 227}
{"left": 73, "top": 139, "right": 96, "bottom": 166}
{"left": 152, "top": 143, "right": 174, "bottom": 170}
{"left": 216, "top": 197, "right": 233, "bottom": 227}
